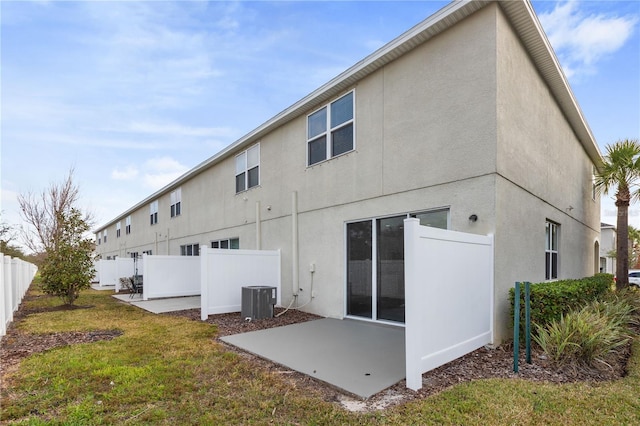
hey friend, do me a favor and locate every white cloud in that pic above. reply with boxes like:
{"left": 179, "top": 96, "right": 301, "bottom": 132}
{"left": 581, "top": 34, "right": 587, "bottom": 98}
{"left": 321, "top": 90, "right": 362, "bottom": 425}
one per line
{"left": 111, "top": 166, "right": 139, "bottom": 181}
{"left": 539, "top": 1, "right": 638, "bottom": 79}
{"left": 141, "top": 156, "right": 189, "bottom": 190}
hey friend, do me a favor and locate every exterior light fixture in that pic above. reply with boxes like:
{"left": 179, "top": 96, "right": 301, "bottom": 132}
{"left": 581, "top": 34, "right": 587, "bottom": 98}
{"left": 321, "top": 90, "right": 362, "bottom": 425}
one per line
{"left": 469, "top": 214, "right": 478, "bottom": 222}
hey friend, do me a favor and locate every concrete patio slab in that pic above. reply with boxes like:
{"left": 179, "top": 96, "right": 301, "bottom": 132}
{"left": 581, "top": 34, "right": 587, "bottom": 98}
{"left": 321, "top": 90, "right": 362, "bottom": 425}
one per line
{"left": 112, "top": 294, "right": 201, "bottom": 314}
{"left": 221, "top": 318, "right": 405, "bottom": 399}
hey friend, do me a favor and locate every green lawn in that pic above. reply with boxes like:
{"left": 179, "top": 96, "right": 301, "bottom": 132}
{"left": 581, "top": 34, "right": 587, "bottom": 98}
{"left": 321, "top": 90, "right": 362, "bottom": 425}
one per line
{"left": 1, "top": 289, "right": 639, "bottom": 425}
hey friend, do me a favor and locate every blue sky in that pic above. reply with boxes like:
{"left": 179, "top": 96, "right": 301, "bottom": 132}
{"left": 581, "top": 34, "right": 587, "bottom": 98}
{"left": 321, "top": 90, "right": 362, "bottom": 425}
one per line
{"left": 1, "top": 0, "right": 639, "bottom": 247}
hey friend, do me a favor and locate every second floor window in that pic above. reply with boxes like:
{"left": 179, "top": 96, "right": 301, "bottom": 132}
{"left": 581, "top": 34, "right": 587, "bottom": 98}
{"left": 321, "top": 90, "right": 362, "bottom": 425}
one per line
{"left": 126, "top": 216, "right": 131, "bottom": 235}
{"left": 116, "top": 221, "right": 121, "bottom": 238}
{"left": 150, "top": 200, "right": 158, "bottom": 225}
{"left": 103, "top": 229, "right": 107, "bottom": 243}
{"left": 171, "top": 188, "right": 182, "bottom": 217}
{"left": 235, "top": 144, "right": 260, "bottom": 193}
{"left": 307, "top": 91, "right": 354, "bottom": 166}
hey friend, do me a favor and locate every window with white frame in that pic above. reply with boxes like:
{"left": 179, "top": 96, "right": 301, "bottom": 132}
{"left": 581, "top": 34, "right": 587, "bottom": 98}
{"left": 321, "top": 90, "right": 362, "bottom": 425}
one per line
{"left": 116, "top": 221, "right": 121, "bottom": 238}
{"left": 235, "top": 144, "right": 260, "bottom": 193}
{"left": 592, "top": 165, "right": 597, "bottom": 200}
{"left": 307, "top": 91, "right": 354, "bottom": 166}
{"left": 97, "top": 232, "right": 101, "bottom": 245}
{"left": 211, "top": 238, "right": 240, "bottom": 249}
{"left": 180, "top": 243, "right": 200, "bottom": 256}
{"left": 150, "top": 200, "right": 158, "bottom": 225}
{"left": 171, "top": 188, "right": 182, "bottom": 218}
{"left": 104, "top": 229, "right": 107, "bottom": 243}
{"left": 545, "top": 221, "right": 559, "bottom": 280}
{"left": 125, "top": 216, "right": 131, "bottom": 235}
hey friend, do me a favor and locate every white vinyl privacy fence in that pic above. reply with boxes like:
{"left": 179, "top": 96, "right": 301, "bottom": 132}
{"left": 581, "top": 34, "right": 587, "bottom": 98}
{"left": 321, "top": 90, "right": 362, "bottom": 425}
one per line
{"left": 142, "top": 255, "right": 200, "bottom": 300}
{"left": 1, "top": 253, "right": 38, "bottom": 338}
{"left": 201, "top": 248, "right": 281, "bottom": 319}
{"left": 404, "top": 218, "right": 494, "bottom": 391}
{"left": 96, "top": 258, "right": 143, "bottom": 291}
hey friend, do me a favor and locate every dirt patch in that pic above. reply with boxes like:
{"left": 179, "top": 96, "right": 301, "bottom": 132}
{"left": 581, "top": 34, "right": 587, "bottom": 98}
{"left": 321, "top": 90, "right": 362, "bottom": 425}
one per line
{"left": 1, "top": 299, "right": 635, "bottom": 413}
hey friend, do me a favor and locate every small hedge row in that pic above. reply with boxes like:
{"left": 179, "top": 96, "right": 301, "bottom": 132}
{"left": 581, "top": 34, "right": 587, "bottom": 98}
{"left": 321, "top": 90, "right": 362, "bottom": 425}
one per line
{"left": 509, "top": 273, "right": 614, "bottom": 331}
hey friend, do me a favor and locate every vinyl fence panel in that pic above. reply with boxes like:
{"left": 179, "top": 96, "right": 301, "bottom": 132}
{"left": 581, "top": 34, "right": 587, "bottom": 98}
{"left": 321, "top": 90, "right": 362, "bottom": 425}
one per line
{"left": 404, "top": 218, "right": 494, "bottom": 391}
{"left": 142, "top": 255, "right": 200, "bottom": 300}
{"left": 201, "top": 248, "right": 281, "bottom": 319}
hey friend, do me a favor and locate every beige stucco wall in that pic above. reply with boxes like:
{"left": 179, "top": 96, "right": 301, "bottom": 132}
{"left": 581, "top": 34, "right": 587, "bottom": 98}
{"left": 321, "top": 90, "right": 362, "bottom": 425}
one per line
{"left": 96, "top": 3, "right": 600, "bottom": 344}
{"left": 493, "top": 5, "right": 600, "bottom": 342}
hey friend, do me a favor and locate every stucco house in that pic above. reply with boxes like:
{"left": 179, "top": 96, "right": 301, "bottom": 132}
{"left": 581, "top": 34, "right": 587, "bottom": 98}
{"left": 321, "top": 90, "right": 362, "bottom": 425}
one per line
{"left": 599, "top": 223, "right": 616, "bottom": 274}
{"left": 94, "top": 0, "right": 601, "bottom": 343}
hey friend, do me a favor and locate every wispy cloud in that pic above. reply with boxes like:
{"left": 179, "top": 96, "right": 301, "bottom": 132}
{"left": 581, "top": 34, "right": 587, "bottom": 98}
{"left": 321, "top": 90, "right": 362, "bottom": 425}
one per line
{"left": 141, "top": 156, "right": 189, "bottom": 191}
{"left": 539, "top": 0, "right": 638, "bottom": 79}
{"left": 111, "top": 166, "right": 139, "bottom": 181}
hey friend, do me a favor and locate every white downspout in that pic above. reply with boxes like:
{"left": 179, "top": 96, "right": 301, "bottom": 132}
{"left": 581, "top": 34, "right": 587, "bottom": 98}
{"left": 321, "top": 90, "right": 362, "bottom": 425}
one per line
{"left": 292, "top": 191, "right": 299, "bottom": 300}
{"left": 256, "top": 201, "right": 262, "bottom": 250}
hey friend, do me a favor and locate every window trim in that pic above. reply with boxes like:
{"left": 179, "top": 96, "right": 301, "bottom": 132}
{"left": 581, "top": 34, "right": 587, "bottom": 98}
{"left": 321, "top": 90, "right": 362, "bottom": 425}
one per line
{"left": 170, "top": 188, "right": 182, "bottom": 218}
{"left": 103, "top": 229, "right": 107, "bottom": 243}
{"left": 125, "top": 216, "right": 131, "bottom": 235}
{"left": 235, "top": 143, "right": 260, "bottom": 194}
{"left": 180, "top": 243, "right": 200, "bottom": 256}
{"left": 211, "top": 238, "right": 240, "bottom": 250}
{"left": 150, "top": 200, "right": 158, "bottom": 225}
{"left": 307, "top": 90, "right": 355, "bottom": 166}
{"left": 545, "top": 221, "right": 559, "bottom": 280}
{"left": 116, "top": 221, "right": 121, "bottom": 238}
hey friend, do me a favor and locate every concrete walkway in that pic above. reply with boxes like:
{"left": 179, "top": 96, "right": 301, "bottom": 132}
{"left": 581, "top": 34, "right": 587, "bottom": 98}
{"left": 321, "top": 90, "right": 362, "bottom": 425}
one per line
{"left": 221, "top": 318, "right": 406, "bottom": 399}
{"left": 112, "top": 294, "right": 201, "bottom": 314}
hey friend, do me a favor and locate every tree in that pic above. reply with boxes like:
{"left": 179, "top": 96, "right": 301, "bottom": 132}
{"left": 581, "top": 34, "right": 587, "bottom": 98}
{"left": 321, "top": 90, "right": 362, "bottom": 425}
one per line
{"left": 18, "top": 169, "right": 95, "bottom": 304}
{"left": 18, "top": 168, "right": 93, "bottom": 256}
{"left": 595, "top": 139, "right": 640, "bottom": 290}
{"left": 38, "top": 208, "right": 95, "bottom": 305}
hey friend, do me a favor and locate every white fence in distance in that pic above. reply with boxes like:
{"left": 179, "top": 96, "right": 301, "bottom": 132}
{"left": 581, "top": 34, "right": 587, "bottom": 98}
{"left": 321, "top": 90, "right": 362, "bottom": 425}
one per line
{"left": 142, "top": 255, "right": 200, "bottom": 300}
{"left": 1, "top": 253, "right": 38, "bottom": 338}
{"left": 96, "top": 258, "right": 143, "bottom": 291}
{"left": 201, "top": 248, "right": 281, "bottom": 319}
{"left": 404, "top": 218, "right": 494, "bottom": 391}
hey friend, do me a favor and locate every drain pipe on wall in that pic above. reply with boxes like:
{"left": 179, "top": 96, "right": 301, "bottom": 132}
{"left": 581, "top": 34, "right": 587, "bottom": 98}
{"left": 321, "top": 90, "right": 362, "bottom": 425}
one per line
{"left": 256, "top": 201, "right": 262, "bottom": 250}
{"left": 292, "top": 191, "right": 300, "bottom": 303}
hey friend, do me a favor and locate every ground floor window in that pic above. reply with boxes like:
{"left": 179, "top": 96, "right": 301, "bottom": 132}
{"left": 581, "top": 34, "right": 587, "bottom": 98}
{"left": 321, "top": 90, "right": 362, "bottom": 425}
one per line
{"left": 180, "top": 243, "right": 200, "bottom": 256}
{"left": 346, "top": 208, "right": 449, "bottom": 324}
{"left": 545, "top": 221, "right": 559, "bottom": 280}
{"left": 211, "top": 238, "right": 239, "bottom": 249}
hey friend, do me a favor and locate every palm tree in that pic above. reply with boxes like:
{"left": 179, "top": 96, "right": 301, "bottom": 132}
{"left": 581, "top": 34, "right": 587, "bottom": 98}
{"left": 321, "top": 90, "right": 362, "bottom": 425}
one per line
{"left": 595, "top": 139, "right": 640, "bottom": 290}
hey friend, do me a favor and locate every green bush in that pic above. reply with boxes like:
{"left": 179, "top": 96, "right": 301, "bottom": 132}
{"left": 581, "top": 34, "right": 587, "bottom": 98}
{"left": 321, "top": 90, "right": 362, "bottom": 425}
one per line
{"left": 509, "top": 273, "right": 613, "bottom": 332}
{"left": 534, "top": 296, "right": 634, "bottom": 369}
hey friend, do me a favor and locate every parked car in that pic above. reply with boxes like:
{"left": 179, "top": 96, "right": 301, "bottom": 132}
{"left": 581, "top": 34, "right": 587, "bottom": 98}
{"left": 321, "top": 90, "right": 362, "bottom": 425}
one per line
{"left": 628, "top": 270, "right": 640, "bottom": 287}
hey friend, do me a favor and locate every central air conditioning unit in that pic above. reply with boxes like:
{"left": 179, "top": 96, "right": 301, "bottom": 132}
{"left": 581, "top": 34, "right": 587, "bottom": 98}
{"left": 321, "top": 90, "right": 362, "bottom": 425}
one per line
{"left": 241, "top": 286, "right": 277, "bottom": 320}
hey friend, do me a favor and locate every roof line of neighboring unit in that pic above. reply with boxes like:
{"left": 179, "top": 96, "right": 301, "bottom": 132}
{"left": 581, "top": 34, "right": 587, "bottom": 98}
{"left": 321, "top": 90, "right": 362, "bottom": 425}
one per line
{"left": 96, "top": 0, "right": 600, "bottom": 231}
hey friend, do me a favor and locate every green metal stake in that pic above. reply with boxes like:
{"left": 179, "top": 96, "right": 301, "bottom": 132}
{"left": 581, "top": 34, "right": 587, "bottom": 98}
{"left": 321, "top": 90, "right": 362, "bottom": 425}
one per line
{"left": 525, "top": 281, "right": 531, "bottom": 364}
{"left": 513, "top": 282, "right": 520, "bottom": 373}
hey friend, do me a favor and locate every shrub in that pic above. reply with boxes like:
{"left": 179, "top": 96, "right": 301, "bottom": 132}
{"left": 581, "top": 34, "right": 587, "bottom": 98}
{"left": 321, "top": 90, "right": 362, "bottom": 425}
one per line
{"left": 534, "top": 297, "right": 633, "bottom": 370}
{"left": 509, "top": 273, "right": 613, "bottom": 332}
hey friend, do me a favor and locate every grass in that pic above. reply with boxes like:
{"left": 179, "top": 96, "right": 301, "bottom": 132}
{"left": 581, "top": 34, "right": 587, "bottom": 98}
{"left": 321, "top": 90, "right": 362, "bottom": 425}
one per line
{"left": 2, "top": 288, "right": 640, "bottom": 425}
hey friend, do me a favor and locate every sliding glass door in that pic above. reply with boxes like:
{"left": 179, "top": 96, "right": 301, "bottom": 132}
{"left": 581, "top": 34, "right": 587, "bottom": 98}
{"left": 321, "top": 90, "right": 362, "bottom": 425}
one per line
{"left": 346, "top": 209, "right": 449, "bottom": 324}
